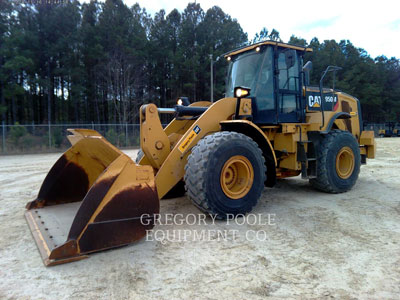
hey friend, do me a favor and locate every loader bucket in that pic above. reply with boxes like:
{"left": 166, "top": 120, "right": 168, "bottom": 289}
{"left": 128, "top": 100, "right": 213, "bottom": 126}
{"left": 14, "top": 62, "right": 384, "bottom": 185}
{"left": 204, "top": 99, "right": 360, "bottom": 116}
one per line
{"left": 25, "top": 129, "right": 159, "bottom": 266}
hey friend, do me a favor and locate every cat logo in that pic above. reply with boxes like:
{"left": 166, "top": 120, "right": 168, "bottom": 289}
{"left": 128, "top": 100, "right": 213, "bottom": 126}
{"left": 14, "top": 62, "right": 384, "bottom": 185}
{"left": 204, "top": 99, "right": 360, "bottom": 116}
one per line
{"left": 309, "top": 95, "right": 321, "bottom": 108}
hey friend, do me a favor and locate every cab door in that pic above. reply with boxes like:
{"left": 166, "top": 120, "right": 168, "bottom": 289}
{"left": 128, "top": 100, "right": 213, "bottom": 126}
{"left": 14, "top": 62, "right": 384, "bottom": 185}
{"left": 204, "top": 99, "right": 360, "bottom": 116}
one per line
{"left": 276, "top": 49, "right": 303, "bottom": 123}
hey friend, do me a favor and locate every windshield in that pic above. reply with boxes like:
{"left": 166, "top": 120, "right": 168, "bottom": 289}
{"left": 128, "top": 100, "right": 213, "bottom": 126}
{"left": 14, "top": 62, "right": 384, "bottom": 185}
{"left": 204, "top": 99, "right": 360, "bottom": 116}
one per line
{"left": 226, "top": 51, "right": 264, "bottom": 97}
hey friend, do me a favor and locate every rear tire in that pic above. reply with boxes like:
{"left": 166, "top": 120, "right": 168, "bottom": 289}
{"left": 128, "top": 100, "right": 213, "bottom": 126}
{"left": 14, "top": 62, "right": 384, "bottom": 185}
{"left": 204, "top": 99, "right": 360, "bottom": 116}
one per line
{"left": 184, "top": 132, "right": 266, "bottom": 219}
{"left": 310, "top": 130, "right": 360, "bottom": 193}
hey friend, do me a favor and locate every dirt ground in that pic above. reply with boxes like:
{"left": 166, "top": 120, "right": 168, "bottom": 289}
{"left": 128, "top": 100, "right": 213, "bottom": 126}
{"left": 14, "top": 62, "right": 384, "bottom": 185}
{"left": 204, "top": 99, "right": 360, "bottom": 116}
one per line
{"left": 0, "top": 138, "right": 399, "bottom": 299}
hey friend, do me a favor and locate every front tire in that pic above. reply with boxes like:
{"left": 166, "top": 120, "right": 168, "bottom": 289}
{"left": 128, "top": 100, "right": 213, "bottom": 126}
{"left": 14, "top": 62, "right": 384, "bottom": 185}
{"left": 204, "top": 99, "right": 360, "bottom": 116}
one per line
{"left": 310, "top": 130, "right": 360, "bottom": 193}
{"left": 184, "top": 132, "right": 266, "bottom": 219}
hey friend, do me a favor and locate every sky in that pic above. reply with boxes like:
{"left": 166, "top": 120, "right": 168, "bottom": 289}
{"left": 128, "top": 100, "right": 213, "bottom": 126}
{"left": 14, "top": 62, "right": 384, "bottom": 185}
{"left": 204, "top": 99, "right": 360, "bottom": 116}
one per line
{"left": 89, "top": 0, "right": 400, "bottom": 59}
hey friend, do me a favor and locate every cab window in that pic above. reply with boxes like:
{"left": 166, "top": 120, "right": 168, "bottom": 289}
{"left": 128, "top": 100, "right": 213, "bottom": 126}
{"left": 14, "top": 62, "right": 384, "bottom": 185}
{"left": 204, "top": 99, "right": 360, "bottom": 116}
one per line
{"left": 277, "top": 50, "right": 299, "bottom": 114}
{"left": 254, "top": 47, "right": 274, "bottom": 111}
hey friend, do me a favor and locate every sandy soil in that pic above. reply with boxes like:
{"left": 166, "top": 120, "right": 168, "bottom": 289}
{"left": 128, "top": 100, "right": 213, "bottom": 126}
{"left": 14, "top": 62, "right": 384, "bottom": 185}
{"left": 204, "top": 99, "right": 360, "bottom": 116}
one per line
{"left": 0, "top": 138, "right": 399, "bottom": 299}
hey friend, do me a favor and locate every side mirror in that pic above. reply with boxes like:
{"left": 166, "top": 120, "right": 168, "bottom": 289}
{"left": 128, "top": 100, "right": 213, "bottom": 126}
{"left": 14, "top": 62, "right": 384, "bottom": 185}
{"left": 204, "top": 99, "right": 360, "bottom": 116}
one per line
{"left": 302, "top": 61, "right": 313, "bottom": 85}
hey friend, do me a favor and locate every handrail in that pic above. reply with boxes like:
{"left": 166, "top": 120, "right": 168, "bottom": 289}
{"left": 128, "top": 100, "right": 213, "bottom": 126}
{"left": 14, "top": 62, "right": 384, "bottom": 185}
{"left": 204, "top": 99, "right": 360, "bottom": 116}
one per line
{"left": 319, "top": 66, "right": 342, "bottom": 129}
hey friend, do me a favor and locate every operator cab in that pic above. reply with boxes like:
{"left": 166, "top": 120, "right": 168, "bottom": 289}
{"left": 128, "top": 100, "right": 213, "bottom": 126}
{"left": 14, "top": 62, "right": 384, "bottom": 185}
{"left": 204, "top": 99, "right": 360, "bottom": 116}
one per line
{"left": 225, "top": 41, "right": 312, "bottom": 124}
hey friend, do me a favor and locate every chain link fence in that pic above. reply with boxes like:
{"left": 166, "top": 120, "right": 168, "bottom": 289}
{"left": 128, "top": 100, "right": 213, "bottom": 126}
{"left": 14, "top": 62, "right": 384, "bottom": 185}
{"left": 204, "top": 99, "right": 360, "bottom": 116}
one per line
{"left": 0, "top": 122, "right": 395, "bottom": 155}
{"left": 0, "top": 122, "right": 147, "bottom": 155}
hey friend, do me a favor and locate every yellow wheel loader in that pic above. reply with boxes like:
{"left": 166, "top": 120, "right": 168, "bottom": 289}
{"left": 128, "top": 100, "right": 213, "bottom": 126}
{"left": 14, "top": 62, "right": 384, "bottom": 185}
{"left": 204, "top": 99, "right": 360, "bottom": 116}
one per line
{"left": 379, "top": 122, "right": 399, "bottom": 137}
{"left": 25, "top": 41, "right": 375, "bottom": 266}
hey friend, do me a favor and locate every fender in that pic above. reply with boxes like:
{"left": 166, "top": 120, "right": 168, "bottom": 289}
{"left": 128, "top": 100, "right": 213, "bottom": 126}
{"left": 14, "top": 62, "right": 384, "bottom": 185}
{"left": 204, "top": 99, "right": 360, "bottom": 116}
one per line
{"left": 320, "top": 112, "right": 351, "bottom": 134}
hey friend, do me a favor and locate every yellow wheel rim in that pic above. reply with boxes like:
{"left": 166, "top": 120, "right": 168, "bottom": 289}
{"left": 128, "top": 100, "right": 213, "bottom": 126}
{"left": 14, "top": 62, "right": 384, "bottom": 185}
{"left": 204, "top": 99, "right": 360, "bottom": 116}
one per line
{"left": 335, "top": 146, "right": 355, "bottom": 179}
{"left": 220, "top": 155, "right": 254, "bottom": 199}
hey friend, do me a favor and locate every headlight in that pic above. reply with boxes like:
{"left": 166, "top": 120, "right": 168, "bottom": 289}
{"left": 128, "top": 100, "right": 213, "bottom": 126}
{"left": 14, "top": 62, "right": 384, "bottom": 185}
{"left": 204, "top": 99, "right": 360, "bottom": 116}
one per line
{"left": 176, "top": 97, "right": 190, "bottom": 106}
{"left": 234, "top": 87, "right": 251, "bottom": 98}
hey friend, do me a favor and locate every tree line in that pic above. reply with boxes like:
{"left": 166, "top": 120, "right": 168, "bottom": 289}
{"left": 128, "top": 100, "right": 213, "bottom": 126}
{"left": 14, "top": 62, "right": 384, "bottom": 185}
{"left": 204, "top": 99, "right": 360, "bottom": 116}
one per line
{"left": 0, "top": 0, "right": 399, "bottom": 125}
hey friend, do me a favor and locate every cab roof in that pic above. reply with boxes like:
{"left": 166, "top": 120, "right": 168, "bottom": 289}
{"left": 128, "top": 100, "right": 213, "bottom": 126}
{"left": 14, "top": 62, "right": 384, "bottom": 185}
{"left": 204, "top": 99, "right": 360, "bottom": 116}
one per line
{"left": 224, "top": 40, "right": 312, "bottom": 58}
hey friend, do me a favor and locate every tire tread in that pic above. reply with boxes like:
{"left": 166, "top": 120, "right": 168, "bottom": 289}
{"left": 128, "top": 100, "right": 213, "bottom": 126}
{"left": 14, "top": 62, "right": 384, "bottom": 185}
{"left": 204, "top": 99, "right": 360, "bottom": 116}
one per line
{"left": 184, "top": 131, "right": 266, "bottom": 217}
{"left": 310, "top": 130, "right": 360, "bottom": 193}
